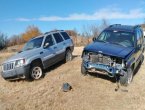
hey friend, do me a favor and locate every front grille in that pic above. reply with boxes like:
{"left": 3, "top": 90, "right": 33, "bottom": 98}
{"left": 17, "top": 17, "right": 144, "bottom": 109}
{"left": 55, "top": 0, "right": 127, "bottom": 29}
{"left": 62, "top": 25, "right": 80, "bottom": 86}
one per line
{"left": 89, "top": 53, "right": 112, "bottom": 65}
{"left": 3, "top": 62, "right": 15, "bottom": 71}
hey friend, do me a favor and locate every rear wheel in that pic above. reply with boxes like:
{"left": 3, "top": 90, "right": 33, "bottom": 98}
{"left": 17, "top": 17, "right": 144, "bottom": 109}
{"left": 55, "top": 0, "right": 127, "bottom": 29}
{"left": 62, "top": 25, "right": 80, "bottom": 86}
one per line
{"left": 81, "top": 63, "right": 88, "bottom": 76}
{"left": 65, "top": 49, "right": 72, "bottom": 62}
{"left": 120, "top": 68, "right": 133, "bottom": 86}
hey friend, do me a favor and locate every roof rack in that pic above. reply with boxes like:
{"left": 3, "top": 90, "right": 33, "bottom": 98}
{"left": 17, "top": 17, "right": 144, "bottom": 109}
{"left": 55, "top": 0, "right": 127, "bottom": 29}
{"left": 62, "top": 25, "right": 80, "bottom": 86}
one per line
{"left": 44, "top": 30, "right": 64, "bottom": 34}
{"left": 109, "top": 24, "right": 121, "bottom": 27}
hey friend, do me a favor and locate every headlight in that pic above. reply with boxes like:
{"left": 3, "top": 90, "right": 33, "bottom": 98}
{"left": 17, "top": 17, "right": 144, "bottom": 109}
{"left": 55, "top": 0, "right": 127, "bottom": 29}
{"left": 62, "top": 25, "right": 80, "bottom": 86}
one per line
{"left": 82, "top": 51, "right": 90, "bottom": 61}
{"left": 15, "top": 59, "right": 25, "bottom": 67}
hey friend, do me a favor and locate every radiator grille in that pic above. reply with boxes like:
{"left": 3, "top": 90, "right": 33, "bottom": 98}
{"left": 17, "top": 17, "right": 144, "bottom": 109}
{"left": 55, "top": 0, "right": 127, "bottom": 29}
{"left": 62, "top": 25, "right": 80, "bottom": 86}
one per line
{"left": 3, "top": 62, "right": 15, "bottom": 71}
{"left": 89, "top": 53, "right": 112, "bottom": 65}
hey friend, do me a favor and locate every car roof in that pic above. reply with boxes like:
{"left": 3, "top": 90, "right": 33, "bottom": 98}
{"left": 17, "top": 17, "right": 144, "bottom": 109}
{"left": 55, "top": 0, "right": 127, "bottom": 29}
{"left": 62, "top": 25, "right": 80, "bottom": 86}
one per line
{"left": 105, "top": 24, "right": 140, "bottom": 33}
{"left": 31, "top": 30, "right": 65, "bottom": 40}
{"left": 44, "top": 30, "right": 64, "bottom": 35}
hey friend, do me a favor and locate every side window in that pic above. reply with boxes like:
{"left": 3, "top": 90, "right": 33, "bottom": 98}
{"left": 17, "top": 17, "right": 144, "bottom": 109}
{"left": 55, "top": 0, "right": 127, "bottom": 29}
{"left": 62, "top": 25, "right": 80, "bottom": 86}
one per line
{"left": 139, "top": 29, "right": 143, "bottom": 44}
{"left": 136, "top": 30, "right": 141, "bottom": 45}
{"left": 44, "top": 35, "right": 54, "bottom": 47}
{"left": 60, "top": 32, "right": 70, "bottom": 40}
{"left": 53, "top": 33, "right": 64, "bottom": 43}
{"left": 98, "top": 32, "right": 107, "bottom": 40}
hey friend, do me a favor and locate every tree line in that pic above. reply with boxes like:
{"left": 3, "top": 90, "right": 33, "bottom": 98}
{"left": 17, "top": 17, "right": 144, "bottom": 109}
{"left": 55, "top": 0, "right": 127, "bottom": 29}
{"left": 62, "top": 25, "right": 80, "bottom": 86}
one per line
{"left": 0, "top": 19, "right": 145, "bottom": 50}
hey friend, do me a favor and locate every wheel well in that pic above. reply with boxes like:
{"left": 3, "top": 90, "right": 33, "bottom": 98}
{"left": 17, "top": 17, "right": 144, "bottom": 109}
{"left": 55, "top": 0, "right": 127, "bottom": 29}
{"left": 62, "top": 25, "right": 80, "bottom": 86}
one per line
{"left": 66, "top": 47, "right": 71, "bottom": 51}
{"left": 131, "top": 63, "right": 135, "bottom": 71}
{"left": 31, "top": 59, "right": 43, "bottom": 68}
{"left": 143, "top": 48, "right": 144, "bottom": 53}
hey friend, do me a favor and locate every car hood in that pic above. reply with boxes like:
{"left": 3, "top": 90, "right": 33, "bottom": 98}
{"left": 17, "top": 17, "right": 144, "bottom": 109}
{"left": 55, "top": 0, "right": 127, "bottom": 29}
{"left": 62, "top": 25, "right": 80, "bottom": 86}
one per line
{"left": 3, "top": 48, "right": 42, "bottom": 64}
{"left": 84, "top": 42, "right": 134, "bottom": 58}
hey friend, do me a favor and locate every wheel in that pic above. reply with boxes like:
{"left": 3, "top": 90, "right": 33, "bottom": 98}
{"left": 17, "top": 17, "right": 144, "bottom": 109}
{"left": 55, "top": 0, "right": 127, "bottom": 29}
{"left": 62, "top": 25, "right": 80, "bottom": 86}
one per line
{"left": 65, "top": 49, "right": 72, "bottom": 62}
{"left": 120, "top": 68, "right": 133, "bottom": 86}
{"left": 29, "top": 63, "right": 43, "bottom": 80}
{"left": 81, "top": 63, "right": 88, "bottom": 76}
{"left": 141, "top": 54, "right": 144, "bottom": 64}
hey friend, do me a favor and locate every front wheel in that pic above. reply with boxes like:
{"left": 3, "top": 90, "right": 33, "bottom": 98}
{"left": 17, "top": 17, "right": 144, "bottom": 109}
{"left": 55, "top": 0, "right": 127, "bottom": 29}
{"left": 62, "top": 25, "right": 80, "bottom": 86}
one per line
{"left": 120, "top": 68, "right": 133, "bottom": 86}
{"left": 81, "top": 63, "right": 88, "bottom": 76}
{"left": 29, "top": 63, "right": 43, "bottom": 80}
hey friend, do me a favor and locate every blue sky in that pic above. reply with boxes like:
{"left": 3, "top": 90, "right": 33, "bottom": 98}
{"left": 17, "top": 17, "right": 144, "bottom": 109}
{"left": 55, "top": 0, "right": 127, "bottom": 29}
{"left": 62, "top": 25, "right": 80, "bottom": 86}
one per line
{"left": 0, "top": 0, "right": 145, "bottom": 37}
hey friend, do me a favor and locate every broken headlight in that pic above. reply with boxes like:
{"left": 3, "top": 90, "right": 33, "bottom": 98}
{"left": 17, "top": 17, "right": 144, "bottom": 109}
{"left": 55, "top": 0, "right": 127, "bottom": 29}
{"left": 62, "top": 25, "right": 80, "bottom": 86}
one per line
{"left": 113, "top": 59, "right": 125, "bottom": 69}
{"left": 82, "top": 51, "right": 90, "bottom": 62}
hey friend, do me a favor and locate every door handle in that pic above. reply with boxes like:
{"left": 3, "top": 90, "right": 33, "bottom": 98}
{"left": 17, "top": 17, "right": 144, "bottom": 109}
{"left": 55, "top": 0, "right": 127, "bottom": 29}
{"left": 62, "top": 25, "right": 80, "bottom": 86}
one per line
{"left": 54, "top": 47, "right": 57, "bottom": 49}
{"left": 40, "top": 52, "right": 43, "bottom": 54}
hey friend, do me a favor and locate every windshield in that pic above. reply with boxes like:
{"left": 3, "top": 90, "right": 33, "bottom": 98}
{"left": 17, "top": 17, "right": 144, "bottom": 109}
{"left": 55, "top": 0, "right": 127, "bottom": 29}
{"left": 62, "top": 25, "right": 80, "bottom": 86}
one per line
{"left": 22, "top": 37, "right": 43, "bottom": 51}
{"left": 96, "top": 30, "right": 135, "bottom": 47}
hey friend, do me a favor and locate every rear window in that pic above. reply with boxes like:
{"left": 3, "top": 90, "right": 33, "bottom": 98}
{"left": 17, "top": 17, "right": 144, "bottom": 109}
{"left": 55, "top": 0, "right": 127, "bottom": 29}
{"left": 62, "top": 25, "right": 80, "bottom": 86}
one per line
{"left": 53, "top": 33, "right": 64, "bottom": 43}
{"left": 61, "top": 32, "right": 70, "bottom": 40}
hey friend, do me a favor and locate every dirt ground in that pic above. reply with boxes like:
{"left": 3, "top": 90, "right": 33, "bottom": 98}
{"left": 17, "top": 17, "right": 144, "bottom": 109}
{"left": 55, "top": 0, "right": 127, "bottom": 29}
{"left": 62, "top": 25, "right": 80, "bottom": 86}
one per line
{"left": 0, "top": 47, "right": 145, "bottom": 110}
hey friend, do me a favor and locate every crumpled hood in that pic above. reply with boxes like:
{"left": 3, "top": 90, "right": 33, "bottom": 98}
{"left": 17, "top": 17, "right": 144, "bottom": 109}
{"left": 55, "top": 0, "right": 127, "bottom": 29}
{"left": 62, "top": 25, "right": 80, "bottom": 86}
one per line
{"left": 3, "top": 48, "right": 42, "bottom": 64}
{"left": 84, "top": 42, "right": 134, "bottom": 58}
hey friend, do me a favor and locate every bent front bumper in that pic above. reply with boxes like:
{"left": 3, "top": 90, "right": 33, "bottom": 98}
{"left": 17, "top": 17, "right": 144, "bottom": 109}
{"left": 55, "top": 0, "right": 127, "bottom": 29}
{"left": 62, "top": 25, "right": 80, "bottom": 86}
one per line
{"left": 83, "top": 61, "right": 122, "bottom": 77}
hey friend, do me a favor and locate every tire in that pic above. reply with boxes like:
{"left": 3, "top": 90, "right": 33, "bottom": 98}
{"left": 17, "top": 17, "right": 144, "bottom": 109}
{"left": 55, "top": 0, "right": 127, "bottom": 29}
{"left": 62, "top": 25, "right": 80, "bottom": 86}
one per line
{"left": 81, "top": 63, "right": 88, "bottom": 76}
{"left": 120, "top": 68, "right": 133, "bottom": 86}
{"left": 141, "top": 54, "right": 144, "bottom": 64}
{"left": 65, "top": 49, "right": 72, "bottom": 62}
{"left": 29, "top": 63, "right": 43, "bottom": 80}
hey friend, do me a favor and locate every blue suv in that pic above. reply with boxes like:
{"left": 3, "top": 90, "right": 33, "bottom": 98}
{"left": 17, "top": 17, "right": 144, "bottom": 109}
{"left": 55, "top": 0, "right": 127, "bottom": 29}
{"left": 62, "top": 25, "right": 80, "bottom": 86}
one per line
{"left": 81, "top": 24, "right": 144, "bottom": 86}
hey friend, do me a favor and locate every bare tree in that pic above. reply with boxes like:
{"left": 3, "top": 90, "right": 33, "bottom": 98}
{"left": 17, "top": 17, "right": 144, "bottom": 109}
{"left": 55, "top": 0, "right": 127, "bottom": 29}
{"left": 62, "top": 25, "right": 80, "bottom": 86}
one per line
{"left": 82, "top": 25, "right": 92, "bottom": 44}
{"left": 66, "top": 30, "right": 78, "bottom": 45}
{"left": 8, "top": 35, "right": 24, "bottom": 46}
{"left": 90, "top": 24, "right": 100, "bottom": 38}
{"left": 0, "top": 32, "right": 8, "bottom": 50}
{"left": 100, "top": 19, "right": 109, "bottom": 31}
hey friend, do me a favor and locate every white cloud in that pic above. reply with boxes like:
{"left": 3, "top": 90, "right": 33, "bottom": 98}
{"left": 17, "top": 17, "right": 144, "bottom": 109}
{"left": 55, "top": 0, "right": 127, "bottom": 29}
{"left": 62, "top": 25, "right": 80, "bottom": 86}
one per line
{"left": 16, "top": 18, "right": 31, "bottom": 21}
{"left": 15, "top": 8, "right": 145, "bottom": 22}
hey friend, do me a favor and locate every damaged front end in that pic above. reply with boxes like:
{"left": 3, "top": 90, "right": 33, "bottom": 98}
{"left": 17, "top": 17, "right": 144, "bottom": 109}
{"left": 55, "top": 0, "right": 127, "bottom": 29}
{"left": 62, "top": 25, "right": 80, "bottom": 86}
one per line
{"left": 82, "top": 51, "right": 126, "bottom": 77}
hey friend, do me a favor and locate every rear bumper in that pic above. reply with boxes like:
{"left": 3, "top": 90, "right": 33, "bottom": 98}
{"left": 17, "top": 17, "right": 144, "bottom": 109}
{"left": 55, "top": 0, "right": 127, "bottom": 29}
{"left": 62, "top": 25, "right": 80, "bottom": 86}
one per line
{"left": 83, "top": 61, "right": 121, "bottom": 77}
{"left": 1, "top": 65, "right": 30, "bottom": 80}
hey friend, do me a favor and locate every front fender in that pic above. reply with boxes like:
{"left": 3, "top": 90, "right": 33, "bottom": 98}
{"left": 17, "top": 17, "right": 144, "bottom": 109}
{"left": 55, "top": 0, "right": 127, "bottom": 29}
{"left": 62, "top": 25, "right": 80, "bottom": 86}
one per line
{"left": 126, "top": 57, "right": 135, "bottom": 68}
{"left": 25, "top": 55, "right": 43, "bottom": 65}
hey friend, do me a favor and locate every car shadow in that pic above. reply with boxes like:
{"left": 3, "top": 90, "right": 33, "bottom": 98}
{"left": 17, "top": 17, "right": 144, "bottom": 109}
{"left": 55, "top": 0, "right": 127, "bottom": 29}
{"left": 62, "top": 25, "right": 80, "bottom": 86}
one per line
{"left": 88, "top": 72, "right": 116, "bottom": 83}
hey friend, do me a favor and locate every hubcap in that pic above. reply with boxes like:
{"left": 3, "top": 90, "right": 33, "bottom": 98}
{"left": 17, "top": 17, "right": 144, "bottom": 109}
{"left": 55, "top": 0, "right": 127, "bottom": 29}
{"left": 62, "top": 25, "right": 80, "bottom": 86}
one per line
{"left": 31, "top": 67, "right": 42, "bottom": 79}
{"left": 66, "top": 51, "right": 72, "bottom": 62}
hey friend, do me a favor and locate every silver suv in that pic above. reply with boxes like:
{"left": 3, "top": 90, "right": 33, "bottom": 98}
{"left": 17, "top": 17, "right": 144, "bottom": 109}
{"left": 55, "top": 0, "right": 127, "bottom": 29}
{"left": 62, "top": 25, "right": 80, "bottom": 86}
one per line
{"left": 1, "top": 30, "right": 74, "bottom": 80}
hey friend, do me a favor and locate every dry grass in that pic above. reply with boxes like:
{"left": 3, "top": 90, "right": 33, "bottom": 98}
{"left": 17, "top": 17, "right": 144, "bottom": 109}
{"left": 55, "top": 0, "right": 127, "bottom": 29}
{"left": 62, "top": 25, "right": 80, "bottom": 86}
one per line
{"left": 0, "top": 47, "right": 145, "bottom": 110}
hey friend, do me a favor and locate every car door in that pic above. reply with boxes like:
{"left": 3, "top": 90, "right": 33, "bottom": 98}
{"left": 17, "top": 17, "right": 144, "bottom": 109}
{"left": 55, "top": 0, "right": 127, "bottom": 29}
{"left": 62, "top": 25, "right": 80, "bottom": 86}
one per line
{"left": 52, "top": 32, "right": 66, "bottom": 62}
{"left": 42, "top": 34, "right": 56, "bottom": 68}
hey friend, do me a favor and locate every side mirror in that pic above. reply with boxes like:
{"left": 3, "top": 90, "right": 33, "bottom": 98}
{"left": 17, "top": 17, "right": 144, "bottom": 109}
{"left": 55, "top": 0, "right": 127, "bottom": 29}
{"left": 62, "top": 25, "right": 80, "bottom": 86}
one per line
{"left": 92, "top": 37, "right": 96, "bottom": 41}
{"left": 44, "top": 43, "right": 49, "bottom": 49}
